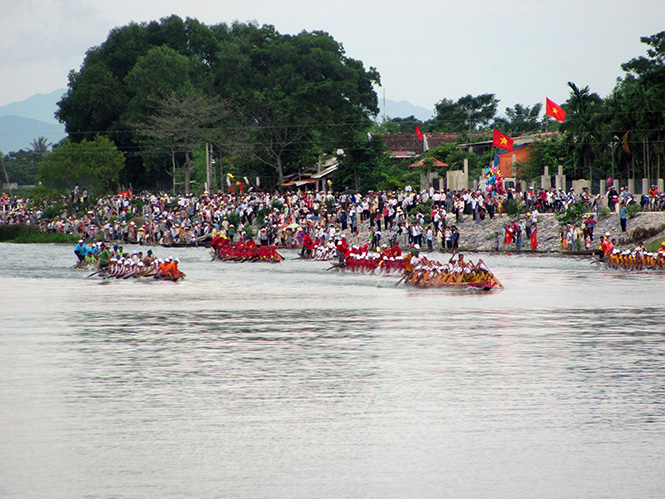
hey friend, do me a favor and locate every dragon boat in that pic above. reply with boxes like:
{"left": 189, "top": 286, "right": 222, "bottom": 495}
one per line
{"left": 329, "top": 240, "right": 503, "bottom": 291}
{"left": 89, "top": 257, "right": 185, "bottom": 281}
{"left": 210, "top": 237, "right": 283, "bottom": 262}
{"left": 603, "top": 247, "right": 665, "bottom": 271}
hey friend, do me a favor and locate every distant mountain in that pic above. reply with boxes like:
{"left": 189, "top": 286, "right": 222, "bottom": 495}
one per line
{"left": 380, "top": 99, "right": 434, "bottom": 122}
{"left": 0, "top": 89, "right": 66, "bottom": 125}
{"left": 0, "top": 115, "right": 67, "bottom": 154}
{"left": 0, "top": 89, "right": 67, "bottom": 153}
{"left": 0, "top": 90, "right": 433, "bottom": 153}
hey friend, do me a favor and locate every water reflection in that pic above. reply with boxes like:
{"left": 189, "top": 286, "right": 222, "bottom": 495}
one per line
{"left": 2, "top": 243, "right": 665, "bottom": 498}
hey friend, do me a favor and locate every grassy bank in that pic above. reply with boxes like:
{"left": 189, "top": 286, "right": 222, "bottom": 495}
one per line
{"left": 0, "top": 224, "right": 79, "bottom": 244}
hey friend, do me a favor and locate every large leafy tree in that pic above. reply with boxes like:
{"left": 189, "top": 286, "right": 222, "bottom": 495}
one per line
{"left": 563, "top": 82, "right": 604, "bottom": 181}
{"left": 616, "top": 32, "right": 665, "bottom": 181}
{"left": 432, "top": 93, "right": 499, "bottom": 134}
{"left": 56, "top": 17, "right": 380, "bottom": 191}
{"left": 230, "top": 29, "right": 379, "bottom": 185}
{"left": 38, "top": 136, "right": 125, "bottom": 195}
{"left": 493, "top": 103, "right": 543, "bottom": 135}
{"left": 133, "top": 92, "right": 230, "bottom": 194}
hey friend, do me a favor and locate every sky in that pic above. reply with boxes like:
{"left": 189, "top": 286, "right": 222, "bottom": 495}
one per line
{"left": 1, "top": 0, "right": 664, "bottom": 115}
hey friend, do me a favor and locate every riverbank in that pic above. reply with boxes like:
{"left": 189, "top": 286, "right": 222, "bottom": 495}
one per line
{"left": 0, "top": 224, "right": 79, "bottom": 244}
{"left": 447, "top": 210, "right": 665, "bottom": 253}
{"left": 338, "top": 210, "right": 665, "bottom": 254}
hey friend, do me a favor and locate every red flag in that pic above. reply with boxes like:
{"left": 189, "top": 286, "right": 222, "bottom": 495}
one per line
{"left": 492, "top": 128, "right": 513, "bottom": 151}
{"left": 415, "top": 125, "right": 424, "bottom": 141}
{"left": 546, "top": 97, "right": 566, "bottom": 122}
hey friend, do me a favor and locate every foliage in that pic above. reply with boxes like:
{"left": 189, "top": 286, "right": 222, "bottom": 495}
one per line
{"left": 243, "top": 225, "right": 256, "bottom": 240}
{"left": 255, "top": 205, "right": 271, "bottom": 226}
{"left": 29, "top": 137, "right": 51, "bottom": 153}
{"left": 407, "top": 204, "right": 432, "bottom": 224}
{"left": 333, "top": 134, "right": 392, "bottom": 193}
{"left": 493, "top": 103, "right": 543, "bottom": 135}
{"left": 0, "top": 224, "right": 78, "bottom": 244}
{"left": 627, "top": 203, "right": 642, "bottom": 219}
{"left": 37, "top": 136, "right": 125, "bottom": 196}
{"left": 56, "top": 17, "right": 380, "bottom": 190}
{"left": 1, "top": 150, "right": 45, "bottom": 185}
{"left": 554, "top": 200, "right": 588, "bottom": 226}
{"left": 226, "top": 211, "right": 241, "bottom": 228}
{"left": 41, "top": 201, "right": 68, "bottom": 220}
{"left": 432, "top": 93, "right": 498, "bottom": 133}
{"left": 132, "top": 92, "right": 231, "bottom": 194}
{"left": 503, "top": 198, "right": 525, "bottom": 218}
{"left": 519, "top": 136, "right": 569, "bottom": 182}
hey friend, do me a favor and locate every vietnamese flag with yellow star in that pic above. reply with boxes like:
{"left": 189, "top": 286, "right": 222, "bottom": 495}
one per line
{"left": 546, "top": 97, "right": 566, "bottom": 122}
{"left": 492, "top": 128, "right": 513, "bottom": 151}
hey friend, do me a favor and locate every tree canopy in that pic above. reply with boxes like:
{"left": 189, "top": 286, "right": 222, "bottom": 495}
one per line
{"left": 37, "top": 136, "right": 125, "bottom": 196}
{"left": 56, "top": 16, "right": 380, "bottom": 190}
{"left": 51, "top": 22, "right": 665, "bottom": 194}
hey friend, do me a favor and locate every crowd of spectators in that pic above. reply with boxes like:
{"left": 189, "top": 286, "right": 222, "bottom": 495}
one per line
{"left": 1, "top": 181, "right": 663, "bottom": 252}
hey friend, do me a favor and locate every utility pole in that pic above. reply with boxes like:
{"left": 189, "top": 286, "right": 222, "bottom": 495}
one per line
{"left": 0, "top": 152, "right": 11, "bottom": 194}
{"left": 205, "top": 143, "right": 212, "bottom": 193}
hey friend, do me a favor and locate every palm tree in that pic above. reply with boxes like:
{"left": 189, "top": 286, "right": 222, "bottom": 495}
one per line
{"left": 629, "top": 81, "right": 662, "bottom": 180}
{"left": 29, "top": 137, "right": 51, "bottom": 153}
{"left": 564, "top": 82, "right": 603, "bottom": 181}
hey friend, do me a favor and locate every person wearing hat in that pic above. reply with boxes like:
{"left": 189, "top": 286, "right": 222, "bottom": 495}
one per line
{"left": 659, "top": 241, "right": 665, "bottom": 255}
{"left": 74, "top": 238, "right": 88, "bottom": 262}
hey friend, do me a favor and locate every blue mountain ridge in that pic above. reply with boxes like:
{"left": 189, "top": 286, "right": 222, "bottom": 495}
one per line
{"left": 0, "top": 90, "right": 433, "bottom": 153}
{"left": 0, "top": 89, "right": 67, "bottom": 153}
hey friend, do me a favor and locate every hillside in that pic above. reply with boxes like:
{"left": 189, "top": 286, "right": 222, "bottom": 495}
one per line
{"left": 0, "top": 115, "right": 66, "bottom": 153}
{"left": 0, "top": 89, "right": 66, "bottom": 124}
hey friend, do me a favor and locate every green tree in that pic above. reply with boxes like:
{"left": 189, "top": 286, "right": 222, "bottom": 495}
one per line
{"left": 2, "top": 150, "right": 44, "bottom": 185}
{"left": 432, "top": 93, "right": 498, "bottom": 134}
{"left": 125, "top": 45, "right": 195, "bottom": 120}
{"left": 29, "top": 137, "right": 51, "bottom": 153}
{"left": 494, "top": 103, "right": 543, "bottom": 135}
{"left": 563, "top": 82, "right": 603, "bottom": 181}
{"left": 334, "top": 134, "right": 390, "bottom": 192}
{"left": 132, "top": 92, "right": 230, "bottom": 194}
{"left": 37, "top": 136, "right": 125, "bottom": 195}
{"left": 56, "top": 17, "right": 380, "bottom": 190}
{"left": 519, "top": 136, "right": 569, "bottom": 182}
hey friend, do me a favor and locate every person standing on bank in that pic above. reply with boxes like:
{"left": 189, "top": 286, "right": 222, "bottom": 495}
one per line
{"left": 619, "top": 201, "right": 628, "bottom": 232}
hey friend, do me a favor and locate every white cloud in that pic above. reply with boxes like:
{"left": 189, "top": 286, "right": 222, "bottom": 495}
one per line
{"left": 1, "top": 0, "right": 664, "bottom": 110}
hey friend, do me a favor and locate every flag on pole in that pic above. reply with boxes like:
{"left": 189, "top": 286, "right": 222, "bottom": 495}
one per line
{"left": 415, "top": 125, "right": 424, "bottom": 141}
{"left": 492, "top": 128, "right": 514, "bottom": 151}
{"left": 545, "top": 98, "right": 566, "bottom": 122}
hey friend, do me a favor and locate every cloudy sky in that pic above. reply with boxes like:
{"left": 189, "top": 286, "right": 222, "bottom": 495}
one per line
{"left": 1, "top": 0, "right": 663, "bottom": 114}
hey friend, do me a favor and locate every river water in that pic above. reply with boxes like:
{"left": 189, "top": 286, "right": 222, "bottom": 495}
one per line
{"left": 1, "top": 242, "right": 664, "bottom": 498}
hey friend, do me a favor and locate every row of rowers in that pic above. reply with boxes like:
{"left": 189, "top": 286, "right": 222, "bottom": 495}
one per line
{"left": 313, "top": 234, "right": 407, "bottom": 271}
{"left": 604, "top": 240, "right": 665, "bottom": 270}
{"left": 103, "top": 253, "right": 182, "bottom": 279}
{"left": 74, "top": 240, "right": 182, "bottom": 277}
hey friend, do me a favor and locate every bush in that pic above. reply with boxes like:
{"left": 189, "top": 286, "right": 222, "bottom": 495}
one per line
{"left": 255, "top": 206, "right": 271, "bottom": 226}
{"left": 244, "top": 225, "right": 256, "bottom": 241}
{"left": 42, "top": 201, "right": 67, "bottom": 220}
{"left": 226, "top": 211, "right": 241, "bottom": 228}
{"left": 627, "top": 204, "right": 641, "bottom": 219}
{"left": 555, "top": 200, "right": 587, "bottom": 227}
{"left": 0, "top": 224, "right": 77, "bottom": 243}
{"left": 503, "top": 198, "right": 524, "bottom": 218}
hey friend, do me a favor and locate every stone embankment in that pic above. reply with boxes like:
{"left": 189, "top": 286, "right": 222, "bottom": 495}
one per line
{"left": 450, "top": 211, "right": 665, "bottom": 253}
{"left": 339, "top": 210, "right": 665, "bottom": 253}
